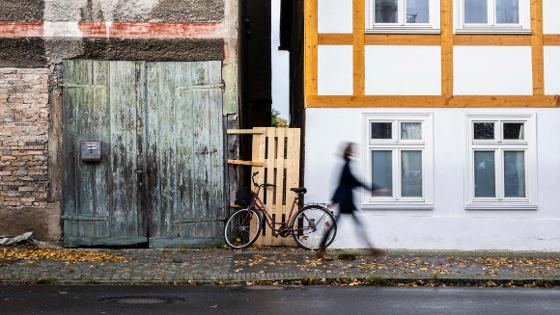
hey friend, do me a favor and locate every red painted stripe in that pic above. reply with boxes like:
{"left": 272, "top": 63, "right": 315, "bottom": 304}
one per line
{"left": 0, "top": 21, "right": 223, "bottom": 39}
{"left": 0, "top": 22, "right": 43, "bottom": 37}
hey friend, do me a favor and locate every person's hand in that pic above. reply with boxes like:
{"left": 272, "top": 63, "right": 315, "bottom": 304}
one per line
{"left": 326, "top": 203, "right": 334, "bottom": 210}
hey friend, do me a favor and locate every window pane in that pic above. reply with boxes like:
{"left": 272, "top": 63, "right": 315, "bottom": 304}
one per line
{"left": 406, "top": 0, "right": 430, "bottom": 23}
{"left": 375, "top": 0, "right": 398, "bottom": 23}
{"left": 401, "top": 151, "right": 422, "bottom": 197}
{"left": 401, "top": 122, "right": 422, "bottom": 140}
{"left": 474, "top": 122, "right": 495, "bottom": 140}
{"left": 503, "top": 123, "right": 524, "bottom": 140}
{"left": 496, "top": 0, "right": 519, "bottom": 23}
{"left": 465, "top": 0, "right": 488, "bottom": 23}
{"left": 474, "top": 151, "right": 496, "bottom": 198}
{"left": 504, "top": 151, "right": 525, "bottom": 197}
{"left": 372, "top": 151, "right": 393, "bottom": 197}
{"left": 371, "top": 122, "right": 392, "bottom": 139}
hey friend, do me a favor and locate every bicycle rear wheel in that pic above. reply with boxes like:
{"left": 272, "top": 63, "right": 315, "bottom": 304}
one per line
{"left": 290, "top": 205, "right": 336, "bottom": 250}
{"left": 224, "top": 208, "right": 263, "bottom": 249}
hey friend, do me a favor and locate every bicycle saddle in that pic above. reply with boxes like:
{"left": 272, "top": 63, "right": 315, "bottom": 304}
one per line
{"left": 290, "top": 187, "right": 307, "bottom": 194}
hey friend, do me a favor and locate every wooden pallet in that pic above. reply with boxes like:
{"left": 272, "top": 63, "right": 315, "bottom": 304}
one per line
{"left": 227, "top": 127, "right": 301, "bottom": 247}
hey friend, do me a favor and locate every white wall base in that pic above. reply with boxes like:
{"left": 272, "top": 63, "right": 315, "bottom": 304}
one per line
{"left": 305, "top": 107, "right": 560, "bottom": 251}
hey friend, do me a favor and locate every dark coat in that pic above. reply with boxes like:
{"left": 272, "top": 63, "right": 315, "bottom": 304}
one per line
{"left": 331, "top": 157, "right": 371, "bottom": 213}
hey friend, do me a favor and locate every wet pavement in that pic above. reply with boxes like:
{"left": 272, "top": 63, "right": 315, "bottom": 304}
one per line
{"left": 2, "top": 285, "right": 560, "bottom": 315}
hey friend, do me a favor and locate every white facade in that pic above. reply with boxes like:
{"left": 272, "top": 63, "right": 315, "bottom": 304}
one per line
{"left": 307, "top": 0, "right": 560, "bottom": 251}
{"left": 305, "top": 108, "right": 560, "bottom": 250}
{"left": 453, "top": 46, "right": 533, "bottom": 95}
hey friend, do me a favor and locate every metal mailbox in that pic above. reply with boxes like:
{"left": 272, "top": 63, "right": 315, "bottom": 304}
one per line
{"left": 80, "top": 141, "right": 102, "bottom": 162}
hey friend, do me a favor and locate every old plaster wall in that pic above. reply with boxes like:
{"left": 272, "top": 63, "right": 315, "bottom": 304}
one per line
{"left": 0, "top": 0, "right": 240, "bottom": 242}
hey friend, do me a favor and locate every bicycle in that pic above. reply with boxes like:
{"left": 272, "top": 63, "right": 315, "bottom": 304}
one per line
{"left": 224, "top": 172, "right": 337, "bottom": 250}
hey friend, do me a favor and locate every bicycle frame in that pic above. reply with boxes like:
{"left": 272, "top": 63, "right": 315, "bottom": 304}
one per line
{"left": 248, "top": 184, "right": 301, "bottom": 236}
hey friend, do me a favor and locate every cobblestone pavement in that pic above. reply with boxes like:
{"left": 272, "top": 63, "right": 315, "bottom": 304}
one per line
{"left": 1, "top": 248, "right": 560, "bottom": 285}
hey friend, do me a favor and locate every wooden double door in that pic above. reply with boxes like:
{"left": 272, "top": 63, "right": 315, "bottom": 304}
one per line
{"left": 63, "top": 60, "right": 225, "bottom": 247}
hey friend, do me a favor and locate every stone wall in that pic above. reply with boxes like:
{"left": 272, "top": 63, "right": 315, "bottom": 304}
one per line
{"left": 0, "top": 68, "right": 49, "bottom": 208}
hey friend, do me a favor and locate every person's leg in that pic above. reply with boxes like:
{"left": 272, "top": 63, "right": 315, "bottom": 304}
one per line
{"left": 351, "top": 212, "right": 384, "bottom": 256}
{"left": 319, "top": 212, "right": 340, "bottom": 249}
{"left": 317, "top": 213, "right": 341, "bottom": 260}
{"left": 351, "top": 212, "right": 373, "bottom": 248}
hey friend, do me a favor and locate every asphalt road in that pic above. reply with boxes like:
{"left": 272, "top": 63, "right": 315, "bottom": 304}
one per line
{"left": 1, "top": 285, "right": 560, "bottom": 315}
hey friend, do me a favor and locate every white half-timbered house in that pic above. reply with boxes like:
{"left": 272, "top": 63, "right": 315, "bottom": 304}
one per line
{"left": 302, "top": 0, "right": 560, "bottom": 250}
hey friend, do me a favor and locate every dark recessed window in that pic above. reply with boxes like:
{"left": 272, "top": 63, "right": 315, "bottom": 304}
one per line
{"left": 371, "top": 122, "right": 392, "bottom": 139}
{"left": 474, "top": 122, "right": 495, "bottom": 140}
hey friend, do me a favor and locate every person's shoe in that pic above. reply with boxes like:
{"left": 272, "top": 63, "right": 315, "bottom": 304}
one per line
{"left": 316, "top": 249, "right": 334, "bottom": 261}
{"left": 369, "top": 248, "right": 385, "bottom": 256}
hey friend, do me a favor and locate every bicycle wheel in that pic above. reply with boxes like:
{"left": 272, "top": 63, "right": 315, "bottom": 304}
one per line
{"left": 290, "top": 205, "right": 336, "bottom": 250}
{"left": 224, "top": 208, "right": 263, "bottom": 249}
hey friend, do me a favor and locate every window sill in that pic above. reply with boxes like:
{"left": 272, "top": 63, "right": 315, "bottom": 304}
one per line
{"left": 366, "top": 28, "right": 441, "bottom": 35}
{"left": 465, "top": 203, "right": 538, "bottom": 211}
{"left": 362, "top": 203, "right": 433, "bottom": 210}
{"left": 455, "top": 28, "right": 532, "bottom": 35}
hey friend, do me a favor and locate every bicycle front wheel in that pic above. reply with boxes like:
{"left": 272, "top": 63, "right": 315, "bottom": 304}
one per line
{"left": 224, "top": 208, "right": 263, "bottom": 249}
{"left": 290, "top": 205, "right": 336, "bottom": 250}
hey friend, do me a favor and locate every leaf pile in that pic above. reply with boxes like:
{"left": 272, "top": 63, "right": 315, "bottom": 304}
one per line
{"left": 0, "top": 248, "right": 127, "bottom": 263}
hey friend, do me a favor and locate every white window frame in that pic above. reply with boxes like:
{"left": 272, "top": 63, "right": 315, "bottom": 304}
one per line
{"left": 362, "top": 113, "right": 434, "bottom": 210}
{"left": 455, "top": 0, "right": 531, "bottom": 34}
{"left": 465, "top": 114, "right": 538, "bottom": 210}
{"left": 366, "top": 0, "right": 440, "bottom": 34}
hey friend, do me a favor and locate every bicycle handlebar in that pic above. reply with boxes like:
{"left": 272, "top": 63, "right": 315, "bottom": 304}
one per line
{"left": 252, "top": 172, "right": 275, "bottom": 189}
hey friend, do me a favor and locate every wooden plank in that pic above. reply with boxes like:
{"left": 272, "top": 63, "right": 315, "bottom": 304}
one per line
{"left": 453, "top": 35, "right": 532, "bottom": 46}
{"left": 305, "top": 95, "right": 560, "bottom": 107}
{"left": 205, "top": 61, "right": 226, "bottom": 239}
{"left": 173, "top": 63, "right": 195, "bottom": 236}
{"left": 318, "top": 34, "right": 353, "bottom": 45}
{"left": 62, "top": 60, "right": 79, "bottom": 241}
{"left": 321, "top": 34, "right": 535, "bottom": 46}
{"left": 304, "top": 0, "right": 318, "bottom": 98}
{"left": 283, "top": 128, "right": 300, "bottom": 246}
{"left": 134, "top": 61, "right": 148, "bottom": 239}
{"left": 251, "top": 127, "right": 266, "bottom": 246}
{"left": 263, "top": 128, "right": 276, "bottom": 246}
{"left": 226, "top": 129, "right": 264, "bottom": 135}
{"left": 227, "top": 160, "right": 265, "bottom": 167}
{"left": 109, "top": 61, "right": 144, "bottom": 239}
{"left": 544, "top": 35, "right": 560, "bottom": 45}
{"left": 146, "top": 62, "right": 162, "bottom": 239}
{"left": 272, "top": 128, "right": 286, "bottom": 246}
{"left": 441, "top": 0, "right": 454, "bottom": 97}
{"left": 531, "top": 0, "right": 544, "bottom": 95}
{"left": 365, "top": 34, "right": 441, "bottom": 45}
{"left": 353, "top": 0, "right": 365, "bottom": 96}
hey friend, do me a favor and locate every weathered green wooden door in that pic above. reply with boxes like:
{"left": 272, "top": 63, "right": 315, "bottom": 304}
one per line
{"left": 63, "top": 60, "right": 225, "bottom": 247}
{"left": 146, "top": 62, "right": 225, "bottom": 247}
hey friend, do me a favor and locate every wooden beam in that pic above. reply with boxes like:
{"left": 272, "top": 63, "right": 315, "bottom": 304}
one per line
{"left": 531, "top": 0, "right": 544, "bottom": 95}
{"left": 318, "top": 33, "right": 353, "bottom": 45}
{"left": 353, "top": 0, "right": 365, "bottom": 96}
{"left": 305, "top": 95, "right": 560, "bottom": 107}
{"left": 365, "top": 34, "right": 440, "bottom": 45}
{"left": 227, "top": 160, "right": 265, "bottom": 167}
{"left": 226, "top": 129, "right": 264, "bottom": 135}
{"left": 304, "top": 0, "right": 318, "bottom": 98}
{"left": 318, "top": 34, "right": 540, "bottom": 46}
{"left": 454, "top": 35, "right": 532, "bottom": 46}
{"left": 441, "top": 0, "right": 454, "bottom": 97}
{"left": 544, "top": 35, "right": 560, "bottom": 45}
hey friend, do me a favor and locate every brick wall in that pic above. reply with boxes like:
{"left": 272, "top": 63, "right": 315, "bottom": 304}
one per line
{"left": 0, "top": 68, "right": 49, "bottom": 207}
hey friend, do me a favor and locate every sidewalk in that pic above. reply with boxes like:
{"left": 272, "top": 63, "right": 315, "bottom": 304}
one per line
{"left": 1, "top": 247, "right": 560, "bottom": 286}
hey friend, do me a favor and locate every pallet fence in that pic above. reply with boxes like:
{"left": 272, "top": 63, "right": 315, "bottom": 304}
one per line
{"left": 227, "top": 127, "right": 301, "bottom": 246}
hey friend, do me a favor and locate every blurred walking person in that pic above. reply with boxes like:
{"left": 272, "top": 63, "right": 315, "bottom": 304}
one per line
{"left": 317, "top": 142, "right": 386, "bottom": 261}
